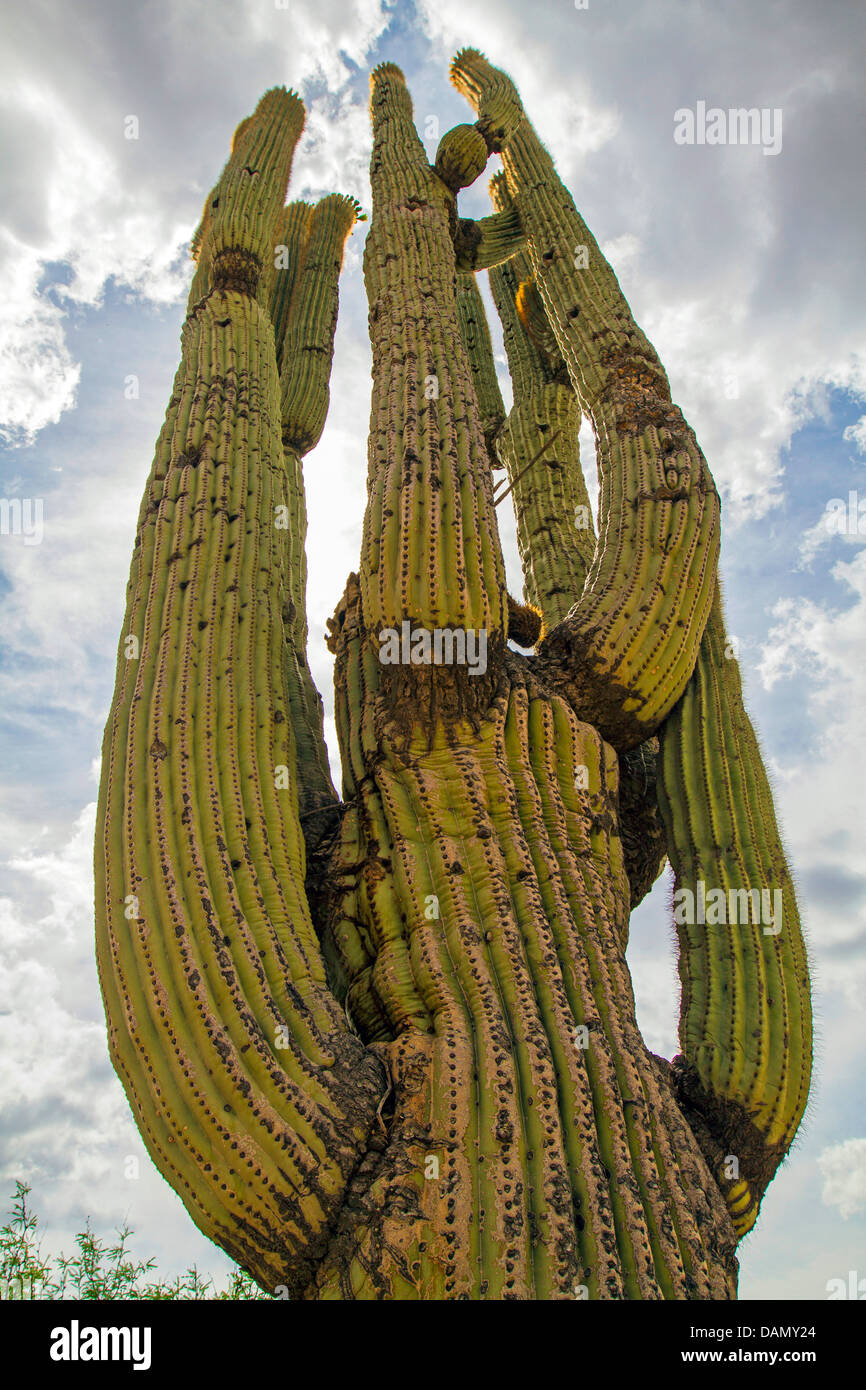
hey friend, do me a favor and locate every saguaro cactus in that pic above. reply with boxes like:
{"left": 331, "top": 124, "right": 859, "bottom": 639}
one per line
{"left": 94, "top": 57, "right": 811, "bottom": 1300}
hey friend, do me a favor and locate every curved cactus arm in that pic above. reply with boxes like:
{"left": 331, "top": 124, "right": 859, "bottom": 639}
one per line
{"left": 656, "top": 583, "right": 812, "bottom": 1236}
{"left": 484, "top": 177, "right": 668, "bottom": 909}
{"left": 484, "top": 185, "right": 595, "bottom": 630}
{"left": 465, "top": 211, "right": 665, "bottom": 911}
{"left": 451, "top": 50, "right": 720, "bottom": 751}
{"left": 453, "top": 206, "right": 526, "bottom": 271}
{"left": 93, "top": 90, "right": 386, "bottom": 1296}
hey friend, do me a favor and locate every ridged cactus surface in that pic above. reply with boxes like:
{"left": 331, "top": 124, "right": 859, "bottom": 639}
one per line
{"left": 657, "top": 583, "right": 812, "bottom": 1236}
{"left": 94, "top": 56, "right": 811, "bottom": 1300}
{"left": 452, "top": 49, "right": 721, "bottom": 752}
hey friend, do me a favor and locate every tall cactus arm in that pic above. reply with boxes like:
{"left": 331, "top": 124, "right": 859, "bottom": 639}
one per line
{"left": 453, "top": 206, "right": 526, "bottom": 271}
{"left": 360, "top": 63, "right": 508, "bottom": 728}
{"left": 267, "top": 201, "right": 313, "bottom": 375}
{"left": 481, "top": 230, "right": 667, "bottom": 909}
{"left": 454, "top": 271, "right": 506, "bottom": 465}
{"left": 277, "top": 194, "right": 364, "bottom": 456}
{"left": 269, "top": 194, "right": 363, "bottom": 847}
{"left": 486, "top": 187, "right": 596, "bottom": 629}
{"left": 430, "top": 119, "right": 527, "bottom": 272}
{"left": 451, "top": 50, "right": 720, "bottom": 752}
{"left": 657, "top": 583, "right": 812, "bottom": 1236}
{"left": 484, "top": 181, "right": 667, "bottom": 910}
{"left": 93, "top": 90, "right": 386, "bottom": 1296}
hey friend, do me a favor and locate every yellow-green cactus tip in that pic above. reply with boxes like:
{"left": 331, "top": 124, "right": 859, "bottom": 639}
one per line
{"left": 370, "top": 61, "right": 405, "bottom": 86}
{"left": 450, "top": 46, "right": 487, "bottom": 77}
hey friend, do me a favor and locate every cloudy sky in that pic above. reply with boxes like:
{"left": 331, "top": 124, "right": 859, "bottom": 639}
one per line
{"left": 0, "top": 0, "right": 864, "bottom": 1300}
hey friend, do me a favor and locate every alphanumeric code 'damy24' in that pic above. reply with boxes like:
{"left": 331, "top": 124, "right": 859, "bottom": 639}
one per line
{"left": 95, "top": 54, "right": 812, "bottom": 1300}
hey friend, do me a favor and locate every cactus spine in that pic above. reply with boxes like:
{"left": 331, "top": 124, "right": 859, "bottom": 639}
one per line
{"left": 94, "top": 56, "right": 811, "bottom": 1300}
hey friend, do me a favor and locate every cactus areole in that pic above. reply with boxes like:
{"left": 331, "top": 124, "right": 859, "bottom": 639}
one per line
{"left": 94, "top": 52, "right": 812, "bottom": 1300}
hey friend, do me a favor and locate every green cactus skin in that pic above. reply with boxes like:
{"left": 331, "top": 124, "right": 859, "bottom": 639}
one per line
{"left": 319, "top": 578, "right": 737, "bottom": 1299}
{"left": 94, "top": 59, "right": 810, "bottom": 1301}
{"left": 278, "top": 194, "right": 362, "bottom": 455}
{"left": 188, "top": 88, "right": 305, "bottom": 304}
{"left": 452, "top": 49, "right": 721, "bottom": 753}
{"left": 480, "top": 189, "right": 666, "bottom": 912}
{"left": 94, "top": 89, "right": 385, "bottom": 1297}
{"left": 434, "top": 123, "right": 489, "bottom": 192}
{"left": 359, "top": 62, "right": 507, "bottom": 731}
{"left": 486, "top": 180, "right": 595, "bottom": 629}
{"left": 266, "top": 202, "right": 312, "bottom": 369}
{"left": 657, "top": 584, "right": 812, "bottom": 1236}
{"left": 453, "top": 205, "right": 526, "bottom": 271}
{"left": 271, "top": 194, "right": 363, "bottom": 845}
{"left": 454, "top": 271, "right": 506, "bottom": 464}
{"left": 307, "top": 61, "right": 740, "bottom": 1300}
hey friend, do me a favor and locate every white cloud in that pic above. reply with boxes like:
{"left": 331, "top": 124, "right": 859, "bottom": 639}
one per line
{"left": 0, "top": 238, "right": 81, "bottom": 446}
{"left": 0, "top": 453, "right": 145, "bottom": 726}
{"left": 759, "top": 548, "right": 866, "bottom": 701}
{"left": 295, "top": 95, "right": 376, "bottom": 210}
{"left": 0, "top": 804, "right": 109, "bottom": 1150}
{"left": 0, "top": 797, "right": 254, "bottom": 1283}
{"left": 756, "top": 550, "right": 866, "bottom": 999}
{"left": 797, "top": 506, "right": 863, "bottom": 569}
{"left": 818, "top": 1139, "right": 866, "bottom": 1219}
{"left": 844, "top": 415, "right": 866, "bottom": 454}
{"left": 0, "top": 0, "right": 391, "bottom": 446}
{"left": 415, "top": 0, "right": 866, "bottom": 523}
